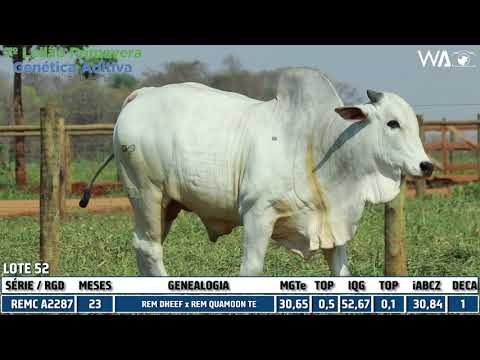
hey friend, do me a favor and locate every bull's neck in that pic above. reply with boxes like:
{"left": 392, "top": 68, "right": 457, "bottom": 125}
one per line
{"left": 310, "top": 114, "right": 401, "bottom": 205}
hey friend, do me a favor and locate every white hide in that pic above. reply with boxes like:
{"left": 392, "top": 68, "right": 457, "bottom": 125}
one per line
{"left": 112, "top": 68, "right": 430, "bottom": 276}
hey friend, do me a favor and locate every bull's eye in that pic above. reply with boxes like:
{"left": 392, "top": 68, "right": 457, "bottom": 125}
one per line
{"left": 387, "top": 120, "right": 400, "bottom": 129}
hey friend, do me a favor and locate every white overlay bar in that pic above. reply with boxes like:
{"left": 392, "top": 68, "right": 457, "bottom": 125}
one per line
{"left": 1, "top": 276, "right": 478, "bottom": 294}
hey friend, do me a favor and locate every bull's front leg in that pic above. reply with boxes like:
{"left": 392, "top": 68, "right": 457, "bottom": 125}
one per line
{"left": 239, "top": 206, "right": 276, "bottom": 276}
{"left": 322, "top": 245, "right": 351, "bottom": 276}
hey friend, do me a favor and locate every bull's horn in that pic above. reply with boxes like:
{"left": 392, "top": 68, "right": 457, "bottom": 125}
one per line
{"left": 367, "top": 89, "right": 383, "bottom": 103}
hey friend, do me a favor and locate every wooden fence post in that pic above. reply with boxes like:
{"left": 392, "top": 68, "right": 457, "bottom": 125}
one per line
{"left": 58, "top": 118, "right": 66, "bottom": 219}
{"left": 477, "top": 114, "right": 480, "bottom": 178}
{"left": 442, "top": 117, "right": 448, "bottom": 174}
{"left": 415, "top": 115, "right": 426, "bottom": 197}
{"left": 384, "top": 175, "right": 407, "bottom": 275}
{"left": 40, "top": 104, "right": 61, "bottom": 275}
{"left": 0, "top": 143, "right": 8, "bottom": 168}
{"left": 449, "top": 127, "right": 455, "bottom": 167}
{"left": 64, "top": 132, "right": 72, "bottom": 194}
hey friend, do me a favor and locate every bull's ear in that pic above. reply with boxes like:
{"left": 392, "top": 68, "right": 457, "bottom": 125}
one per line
{"left": 334, "top": 106, "right": 368, "bottom": 121}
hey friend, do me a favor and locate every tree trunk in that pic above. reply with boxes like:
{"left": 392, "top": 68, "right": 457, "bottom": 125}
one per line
{"left": 384, "top": 175, "right": 408, "bottom": 275}
{"left": 415, "top": 115, "right": 426, "bottom": 197}
{"left": 13, "top": 46, "right": 26, "bottom": 189}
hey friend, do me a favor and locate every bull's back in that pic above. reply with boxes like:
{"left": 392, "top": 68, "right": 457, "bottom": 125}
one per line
{"left": 115, "top": 83, "right": 264, "bottom": 219}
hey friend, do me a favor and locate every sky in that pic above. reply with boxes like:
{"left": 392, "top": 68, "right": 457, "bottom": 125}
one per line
{"left": 1, "top": 45, "right": 479, "bottom": 121}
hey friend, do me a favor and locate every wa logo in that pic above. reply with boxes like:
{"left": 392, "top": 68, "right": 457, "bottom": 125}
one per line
{"left": 418, "top": 50, "right": 476, "bottom": 68}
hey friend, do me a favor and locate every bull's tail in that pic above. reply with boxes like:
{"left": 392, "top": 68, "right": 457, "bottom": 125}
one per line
{"left": 79, "top": 153, "right": 115, "bottom": 208}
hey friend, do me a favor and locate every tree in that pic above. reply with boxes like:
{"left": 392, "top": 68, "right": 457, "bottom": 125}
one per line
{"left": 61, "top": 77, "right": 105, "bottom": 124}
{"left": 0, "top": 71, "right": 9, "bottom": 125}
{"left": 106, "top": 73, "right": 138, "bottom": 89}
{"left": 7, "top": 45, "right": 31, "bottom": 188}
{"left": 60, "top": 76, "right": 129, "bottom": 125}
{"left": 21, "top": 86, "right": 42, "bottom": 124}
{"left": 164, "top": 60, "right": 209, "bottom": 84}
{"left": 140, "top": 60, "right": 210, "bottom": 87}
{"left": 0, "top": 45, "right": 110, "bottom": 188}
{"left": 222, "top": 54, "right": 242, "bottom": 74}
{"left": 210, "top": 56, "right": 275, "bottom": 100}
{"left": 23, "top": 73, "right": 65, "bottom": 98}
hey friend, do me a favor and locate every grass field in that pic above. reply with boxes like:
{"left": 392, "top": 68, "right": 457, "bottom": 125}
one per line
{"left": 0, "top": 156, "right": 122, "bottom": 200}
{"left": 1, "top": 182, "right": 479, "bottom": 276}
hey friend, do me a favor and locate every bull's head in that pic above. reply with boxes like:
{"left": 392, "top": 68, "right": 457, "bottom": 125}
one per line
{"left": 334, "top": 90, "right": 433, "bottom": 177}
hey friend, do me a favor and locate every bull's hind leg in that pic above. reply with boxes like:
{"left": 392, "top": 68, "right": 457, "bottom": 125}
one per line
{"left": 322, "top": 245, "right": 351, "bottom": 276}
{"left": 117, "top": 159, "right": 169, "bottom": 276}
{"left": 130, "top": 187, "right": 169, "bottom": 276}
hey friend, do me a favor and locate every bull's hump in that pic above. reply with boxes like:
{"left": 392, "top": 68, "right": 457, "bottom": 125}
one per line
{"left": 163, "top": 82, "right": 264, "bottom": 104}
{"left": 276, "top": 68, "right": 343, "bottom": 108}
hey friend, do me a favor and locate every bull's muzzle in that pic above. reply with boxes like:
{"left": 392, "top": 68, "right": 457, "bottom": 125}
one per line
{"left": 420, "top": 161, "right": 434, "bottom": 177}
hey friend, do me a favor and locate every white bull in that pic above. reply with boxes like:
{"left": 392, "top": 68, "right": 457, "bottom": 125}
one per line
{"left": 80, "top": 67, "right": 432, "bottom": 276}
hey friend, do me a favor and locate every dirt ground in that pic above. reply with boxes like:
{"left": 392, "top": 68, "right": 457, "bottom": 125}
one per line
{"left": 0, "top": 187, "right": 452, "bottom": 218}
{"left": 0, "top": 197, "right": 131, "bottom": 218}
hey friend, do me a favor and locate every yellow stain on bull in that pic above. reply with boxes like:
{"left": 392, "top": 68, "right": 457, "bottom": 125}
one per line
{"left": 305, "top": 137, "right": 335, "bottom": 249}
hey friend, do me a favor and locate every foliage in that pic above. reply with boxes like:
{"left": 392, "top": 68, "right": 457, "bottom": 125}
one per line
{"left": 106, "top": 73, "right": 138, "bottom": 89}
{"left": 139, "top": 55, "right": 364, "bottom": 103}
{"left": 59, "top": 77, "right": 125, "bottom": 124}
{"left": 0, "top": 53, "right": 364, "bottom": 125}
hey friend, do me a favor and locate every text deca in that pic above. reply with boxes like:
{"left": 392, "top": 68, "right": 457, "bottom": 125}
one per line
{"left": 3, "top": 262, "right": 49, "bottom": 275}
{"left": 452, "top": 281, "right": 478, "bottom": 291}
{"left": 280, "top": 280, "right": 307, "bottom": 291}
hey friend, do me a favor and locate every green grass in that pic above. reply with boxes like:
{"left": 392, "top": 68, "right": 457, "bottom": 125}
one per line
{"left": 0, "top": 156, "right": 124, "bottom": 199}
{"left": 1, "top": 182, "right": 480, "bottom": 276}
